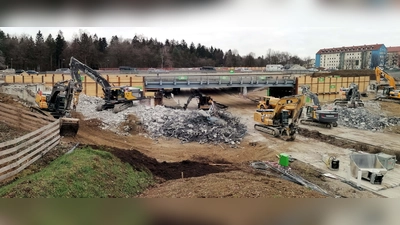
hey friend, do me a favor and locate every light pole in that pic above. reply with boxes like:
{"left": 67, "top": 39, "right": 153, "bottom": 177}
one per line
{"left": 62, "top": 59, "right": 65, "bottom": 68}
{"left": 11, "top": 58, "right": 13, "bottom": 69}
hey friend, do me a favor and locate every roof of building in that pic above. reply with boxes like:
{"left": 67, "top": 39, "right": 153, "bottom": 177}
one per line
{"left": 387, "top": 46, "right": 400, "bottom": 52}
{"left": 316, "top": 44, "right": 384, "bottom": 54}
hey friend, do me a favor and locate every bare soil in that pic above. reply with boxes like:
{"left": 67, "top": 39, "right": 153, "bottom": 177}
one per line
{"left": 2, "top": 89, "right": 400, "bottom": 198}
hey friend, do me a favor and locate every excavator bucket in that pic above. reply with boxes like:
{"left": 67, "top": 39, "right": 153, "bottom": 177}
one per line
{"left": 59, "top": 118, "right": 80, "bottom": 137}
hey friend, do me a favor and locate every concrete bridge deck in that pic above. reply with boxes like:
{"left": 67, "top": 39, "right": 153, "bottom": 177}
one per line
{"left": 144, "top": 74, "right": 297, "bottom": 89}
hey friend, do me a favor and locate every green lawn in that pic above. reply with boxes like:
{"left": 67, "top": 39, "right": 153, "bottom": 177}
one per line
{"left": 0, "top": 147, "right": 154, "bottom": 198}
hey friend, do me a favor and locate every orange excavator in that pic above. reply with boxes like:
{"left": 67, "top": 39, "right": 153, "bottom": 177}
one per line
{"left": 374, "top": 66, "right": 400, "bottom": 102}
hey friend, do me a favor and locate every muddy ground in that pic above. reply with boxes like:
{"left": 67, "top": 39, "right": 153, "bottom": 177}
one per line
{"left": 2, "top": 89, "right": 400, "bottom": 198}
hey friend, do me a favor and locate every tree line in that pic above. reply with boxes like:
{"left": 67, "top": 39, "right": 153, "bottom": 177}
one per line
{"left": 0, "top": 29, "right": 311, "bottom": 71}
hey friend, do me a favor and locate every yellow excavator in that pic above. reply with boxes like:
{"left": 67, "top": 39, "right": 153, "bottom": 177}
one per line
{"left": 257, "top": 96, "right": 280, "bottom": 109}
{"left": 32, "top": 79, "right": 81, "bottom": 137}
{"left": 254, "top": 95, "right": 305, "bottom": 141}
{"left": 375, "top": 66, "right": 400, "bottom": 102}
{"left": 69, "top": 57, "right": 143, "bottom": 113}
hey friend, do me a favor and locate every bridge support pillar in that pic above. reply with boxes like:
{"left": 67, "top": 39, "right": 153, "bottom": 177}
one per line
{"left": 242, "top": 86, "right": 248, "bottom": 96}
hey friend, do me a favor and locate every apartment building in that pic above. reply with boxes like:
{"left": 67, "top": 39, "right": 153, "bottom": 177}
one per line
{"left": 386, "top": 46, "right": 400, "bottom": 68}
{"left": 315, "top": 44, "right": 387, "bottom": 70}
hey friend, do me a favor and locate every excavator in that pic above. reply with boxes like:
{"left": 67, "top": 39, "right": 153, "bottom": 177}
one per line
{"left": 254, "top": 94, "right": 304, "bottom": 141}
{"left": 374, "top": 66, "right": 400, "bottom": 102}
{"left": 300, "top": 86, "right": 339, "bottom": 128}
{"left": 257, "top": 96, "right": 280, "bottom": 109}
{"left": 69, "top": 57, "right": 144, "bottom": 113}
{"left": 32, "top": 78, "right": 82, "bottom": 137}
{"left": 333, "top": 83, "right": 364, "bottom": 108}
{"left": 182, "top": 89, "right": 228, "bottom": 111}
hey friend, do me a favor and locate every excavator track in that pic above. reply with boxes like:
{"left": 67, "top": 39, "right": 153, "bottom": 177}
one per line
{"left": 254, "top": 124, "right": 296, "bottom": 141}
{"left": 375, "top": 97, "right": 400, "bottom": 104}
{"left": 333, "top": 100, "right": 364, "bottom": 108}
{"left": 300, "top": 119, "right": 337, "bottom": 129}
{"left": 113, "top": 101, "right": 134, "bottom": 113}
{"left": 214, "top": 102, "right": 228, "bottom": 109}
{"left": 30, "top": 106, "right": 51, "bottom": 116}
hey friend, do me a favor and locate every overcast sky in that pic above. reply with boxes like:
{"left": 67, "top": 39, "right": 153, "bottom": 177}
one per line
{"left": 1, "top": 0, "right": 400, "bottom": 59}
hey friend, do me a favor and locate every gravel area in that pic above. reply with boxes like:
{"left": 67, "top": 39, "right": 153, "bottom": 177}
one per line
{"left": 323, "top": 101, "right": 400, "bottom": 131}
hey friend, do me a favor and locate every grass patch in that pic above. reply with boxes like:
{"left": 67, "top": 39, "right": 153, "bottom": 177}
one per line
{"left": 0, "top": 147, "right": 154, "bottom": 198}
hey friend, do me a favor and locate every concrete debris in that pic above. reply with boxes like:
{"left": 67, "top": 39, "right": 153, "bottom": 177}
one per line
{"left": 76, "top": 94, "right": 247, "bottom": 146}
{"left": 132, "top": 105, "right": 247, "bottom": 146}
{"left": 323, "top": 101, "right": 400, "bottom": 131}
{"left": 76, "top": 94, "right": 141, "bottom": 135}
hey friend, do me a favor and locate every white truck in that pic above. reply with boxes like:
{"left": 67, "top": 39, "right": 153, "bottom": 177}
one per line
{"left": 265, "top": 64, "right": 284, "bottom": 71}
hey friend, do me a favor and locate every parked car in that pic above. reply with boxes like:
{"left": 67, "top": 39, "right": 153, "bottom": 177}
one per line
{"left": 200, "top": 66, "right": 217, "bottom": 73}
{"left": 240, "top": 68, "right": 253, "bottom": 73}
{"left": 308, "top": 68, "right": 319, "bottom": 72}
{"left": 55, "top": 68, "right": 71, "bottom": 73}
{"left": 15, "top": 69, "right": 25, "bottom": 74}
{"left": 26, "top": 70, "right": 39, "bottom": 74}
{"left": 119, "top": 66, "right": 138, "bottom": 73}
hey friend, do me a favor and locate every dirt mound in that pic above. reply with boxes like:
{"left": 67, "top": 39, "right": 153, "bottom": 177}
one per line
{"left": 80, "top": 144, "right": 233, "bottom": 181}
{"left": 0, "top": 93, "right": 25, "bottom": 108}
{"left": 118, "top": 114, "right": 143, "bottom": 135}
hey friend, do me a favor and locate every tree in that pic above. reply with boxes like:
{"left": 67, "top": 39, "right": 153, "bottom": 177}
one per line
{"left": 55, "top": 30, "right": 66, "bottom": 68}
{"left": 244, "top": 52, "right": 256, "bottom": 66}
{"left": 34, "top": 30, "right": 47, "bottom": 71}
{"left": 0, "top": 50, "right": 5, "bottom": 69}
{"left": 45, "top": 34, "right": 56, "bottom": 70}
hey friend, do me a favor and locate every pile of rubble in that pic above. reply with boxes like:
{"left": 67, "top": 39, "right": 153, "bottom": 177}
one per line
{"left": 76, "top": 94, "right": 140, "bottom": 134}
{"left": 133, "top": 105, "right": 247, "bottom": 146}
{"left": 324, "top": 101, "right": 400, "bottom": 131}
{"left": 77, "top": 94, "right": 247, "bottom": 146}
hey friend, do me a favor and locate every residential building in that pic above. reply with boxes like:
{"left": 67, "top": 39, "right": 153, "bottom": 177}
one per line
{"left": 386, "top": 46, "right": 400, "bottom": 68}
{"left": 315, "top": 44, "right": 387, "bottom": 70}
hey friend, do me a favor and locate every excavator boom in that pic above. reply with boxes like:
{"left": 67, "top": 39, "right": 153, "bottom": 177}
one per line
{"left": 375, "top": 66, "right": 396, "bottom": 89}
{"left": 70, "top": 57, "right": 143, "bottom": 113}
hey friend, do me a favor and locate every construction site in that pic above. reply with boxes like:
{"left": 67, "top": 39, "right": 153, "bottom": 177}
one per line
{"left": 1, "top": 57, "right": 400, "bottom": 198}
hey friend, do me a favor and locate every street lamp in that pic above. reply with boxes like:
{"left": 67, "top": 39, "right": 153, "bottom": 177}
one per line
{"left": 11, "top": 58, "right": 13, "bottom": 69}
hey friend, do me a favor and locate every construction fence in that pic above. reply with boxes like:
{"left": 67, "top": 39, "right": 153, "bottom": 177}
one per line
{"left": 296, "top": 75, "right": 370, "bottom": 102}
{"left": 0, "top": 103, "right": 60, "bottom": 182}
{"left": 4, "top": 74, "right": 145, "bottom": 98}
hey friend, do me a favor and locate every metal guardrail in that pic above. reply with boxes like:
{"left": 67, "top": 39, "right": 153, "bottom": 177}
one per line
{"left": 144, "top": 75, "right": 296, "bottom": 88}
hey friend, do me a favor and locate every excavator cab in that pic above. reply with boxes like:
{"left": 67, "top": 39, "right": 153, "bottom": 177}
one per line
{"left": 257, "top": 96, "right": 279, "bottom": 109}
